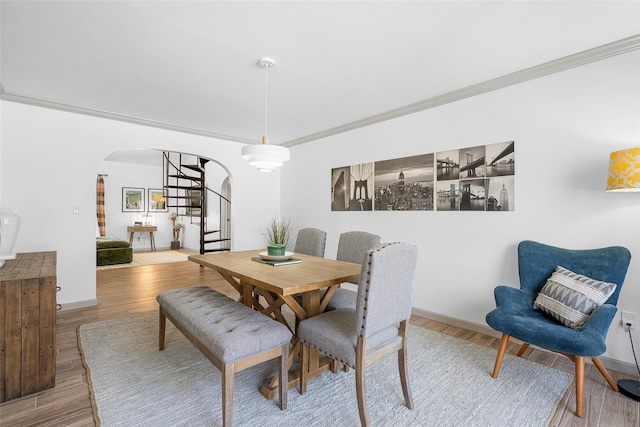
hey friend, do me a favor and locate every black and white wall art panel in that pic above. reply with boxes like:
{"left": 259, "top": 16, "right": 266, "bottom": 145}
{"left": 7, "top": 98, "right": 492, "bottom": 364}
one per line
{"left": 333, "top": 140, "right": 515, "bottom": 212}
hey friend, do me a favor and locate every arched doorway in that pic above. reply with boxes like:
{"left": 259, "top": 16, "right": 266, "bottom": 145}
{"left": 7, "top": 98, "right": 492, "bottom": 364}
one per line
{"left": 96, "top": 149, "right": 232, "bottom": 269}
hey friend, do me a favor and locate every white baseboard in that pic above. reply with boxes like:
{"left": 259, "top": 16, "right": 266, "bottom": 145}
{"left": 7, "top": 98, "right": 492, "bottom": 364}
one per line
{"left": 412, "top": 307, "right": 501, "bottom": 338}
{"left": 600, "top": 355, "right": 639, "bottom": 377}
{"left": 58, "top": 299, "right": 97, "bottom": 311}
{"left": 411, "top": 307, "right": 640, "bottom": 377}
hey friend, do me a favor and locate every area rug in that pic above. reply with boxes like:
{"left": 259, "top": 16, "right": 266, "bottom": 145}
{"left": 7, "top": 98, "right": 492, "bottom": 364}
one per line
{"left": 78, "top": 311, "right": 572, "bottom": 427}
{"left": 96, "top": 250, "right": 190, "bottom": 270}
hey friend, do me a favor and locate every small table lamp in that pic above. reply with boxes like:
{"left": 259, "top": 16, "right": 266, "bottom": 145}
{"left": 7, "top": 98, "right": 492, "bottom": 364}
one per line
{"left": 606, "top": 147, "right": 640, "bottom": 402}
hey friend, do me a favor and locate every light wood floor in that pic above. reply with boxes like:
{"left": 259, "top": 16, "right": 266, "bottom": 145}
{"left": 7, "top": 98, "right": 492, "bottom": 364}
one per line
{"left": 1, "top": 259, "right": 639, "bottom": 426}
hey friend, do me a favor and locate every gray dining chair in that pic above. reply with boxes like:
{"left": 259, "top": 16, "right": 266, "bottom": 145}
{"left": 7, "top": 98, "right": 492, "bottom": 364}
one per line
{"left": 325, "top": 231, "right": 381, "bottom": 311}
{"left": 298, "top": 242, "right": 418, "bottom": 427}
{"left": 294, "top": 227, "right": 327, "bottom": 257}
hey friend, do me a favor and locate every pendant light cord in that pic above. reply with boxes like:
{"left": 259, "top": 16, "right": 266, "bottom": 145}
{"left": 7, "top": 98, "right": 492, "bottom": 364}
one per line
{"left": 264, "top": 63, "right": 269, "bottom": 137}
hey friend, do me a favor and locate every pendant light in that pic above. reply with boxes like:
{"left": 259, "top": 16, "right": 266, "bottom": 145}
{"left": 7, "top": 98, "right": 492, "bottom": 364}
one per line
{"left": 241, "top": 58, "right": 290, "bottom": 172}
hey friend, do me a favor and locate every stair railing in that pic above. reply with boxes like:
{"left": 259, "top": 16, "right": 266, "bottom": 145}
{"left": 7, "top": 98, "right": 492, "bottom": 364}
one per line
{"left": 162, "top": 151, "right": 231, "bottom": 253}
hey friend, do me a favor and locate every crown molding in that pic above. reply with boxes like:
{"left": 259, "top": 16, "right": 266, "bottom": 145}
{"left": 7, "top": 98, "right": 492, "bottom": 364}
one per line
{"left": 282, "top": 33, "right": 640, "bottom": 147}
{"left": 2, "top": 34, "right": 638, "bottom": 148}
{"left": 0, "top": 90, "right": 258, "bottom": 145}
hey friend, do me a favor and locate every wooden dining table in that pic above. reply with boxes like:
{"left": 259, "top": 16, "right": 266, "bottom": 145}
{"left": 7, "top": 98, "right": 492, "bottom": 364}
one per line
{"left": 188, "top": 249, "right": 361, "bottom": 399}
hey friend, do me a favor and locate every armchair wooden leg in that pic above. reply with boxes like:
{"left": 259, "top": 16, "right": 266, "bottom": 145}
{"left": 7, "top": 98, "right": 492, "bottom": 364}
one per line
{"left": 575, "top": 356, "right": 584, "bottom": 418}
{"left": 492, "top": 333, "right": 510, "bottom": 379}
{"left": 592, "top": 357, "right": 619, "bottom": 391}
{"left": 356, "top": 336, "right": 370, "bottom": 427}
{"left": 516, "top": 343, "right": 529, "bottom": 357}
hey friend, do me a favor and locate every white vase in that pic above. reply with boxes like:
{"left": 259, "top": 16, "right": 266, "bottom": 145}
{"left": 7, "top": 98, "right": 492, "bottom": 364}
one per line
{"left": 0, "top": 208, "right": 21, "bottom": 263}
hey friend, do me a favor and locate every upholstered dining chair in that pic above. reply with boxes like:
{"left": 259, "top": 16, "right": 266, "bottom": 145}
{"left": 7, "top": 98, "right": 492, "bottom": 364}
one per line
{"left": 486, "top": 240, "right": 631, "bottom": 418}
{"left": 298, "top": 242, "right": 418, "bottom": 427}
{"left": 294, "top": 227, "right": 327, "bottom": 257}
{"left": 324, "top": 231, "right": 381, "bottom": 311}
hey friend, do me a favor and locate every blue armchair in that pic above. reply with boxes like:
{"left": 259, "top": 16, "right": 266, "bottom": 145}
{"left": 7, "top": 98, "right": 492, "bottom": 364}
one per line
{"left": 486, "top": 240, "right": 631, "bottom": 418}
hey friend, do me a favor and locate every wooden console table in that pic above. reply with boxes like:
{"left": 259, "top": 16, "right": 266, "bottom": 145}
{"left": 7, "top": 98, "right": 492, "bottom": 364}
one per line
{"left": 127, "top": 225, "right": 157, "bottom": 251}
{"left": 0, "top": 251, "right": 57, "bottom": 402}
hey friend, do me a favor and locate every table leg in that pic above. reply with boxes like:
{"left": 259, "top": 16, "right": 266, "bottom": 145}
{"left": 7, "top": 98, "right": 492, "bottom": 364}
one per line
{"left": 241, "top": 281, "right": 253, "bottom": 308}
{"left": 129, "top": 232, "right": 134, "bottom": 245}
{"left": 150, "top": 232, "right": 156, "bottom": 251}
{"left": 260, "top": 291, "right": 293, "bottom": 332}
{"left": 260, "top": 289, "right": 334, "bottom": 400}
{"left": 217, "top": 272, "right": 242, "bottom": 296}
{"left": 301, "top": 290, "right": 321, "bottom": 373}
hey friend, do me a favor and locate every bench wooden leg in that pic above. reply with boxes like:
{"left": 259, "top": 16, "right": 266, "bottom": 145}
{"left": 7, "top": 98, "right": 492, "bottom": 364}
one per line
{"left": 159, "top": 310, "right": 166, "bottom": 351}
{"left": 222, "top": 363, "right": 234, "bottom": 427}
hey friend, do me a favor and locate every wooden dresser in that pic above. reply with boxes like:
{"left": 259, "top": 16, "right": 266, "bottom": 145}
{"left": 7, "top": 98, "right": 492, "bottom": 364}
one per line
{"left": 0, "top": 251, "right": 57, "bottom": 402}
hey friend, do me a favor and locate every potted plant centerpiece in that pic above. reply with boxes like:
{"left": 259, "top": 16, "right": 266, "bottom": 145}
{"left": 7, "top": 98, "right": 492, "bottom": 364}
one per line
{"left": 261, "top": 217, "right": 295, "bottom": 256}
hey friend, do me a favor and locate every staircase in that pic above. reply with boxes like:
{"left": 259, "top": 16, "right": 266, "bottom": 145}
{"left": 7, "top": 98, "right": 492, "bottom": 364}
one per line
{"left": 163, "top": 152, "right": 231, "bottom": 254}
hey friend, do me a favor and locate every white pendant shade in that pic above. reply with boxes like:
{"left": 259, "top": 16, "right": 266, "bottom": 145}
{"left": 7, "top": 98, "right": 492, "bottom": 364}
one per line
{"left": 242, "top": 57, "right": 290, "bottom": 172}
{"left": 241, "top": 143, "right": 290, "bottom": 172}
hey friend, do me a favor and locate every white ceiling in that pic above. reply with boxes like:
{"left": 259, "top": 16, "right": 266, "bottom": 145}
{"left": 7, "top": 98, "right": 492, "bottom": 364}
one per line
{"left": 2, "top": 1, "right": 640, "bottom": 148}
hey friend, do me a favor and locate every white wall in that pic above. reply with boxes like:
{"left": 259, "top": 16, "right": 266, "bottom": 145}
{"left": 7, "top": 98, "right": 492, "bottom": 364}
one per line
{"left": 99, "top": 161, "right": 167, "bottom": 250}
{"left": 282, "top": 50, "right": 640, "bottom": 368}
{"left": 0, "top": 102, "right": 283, "bottom": 308}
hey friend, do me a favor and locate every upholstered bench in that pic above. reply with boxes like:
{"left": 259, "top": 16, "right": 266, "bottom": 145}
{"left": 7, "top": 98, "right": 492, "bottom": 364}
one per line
{"left": 96, "top": 236, "right": 133, "bottom": 266}
{"left": 156, "top": 286, "right": 292, "bottom": 427}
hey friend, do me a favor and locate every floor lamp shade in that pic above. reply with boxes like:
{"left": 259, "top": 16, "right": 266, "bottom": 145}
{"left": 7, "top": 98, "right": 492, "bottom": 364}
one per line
{"left": 607, "top": 148, "right": 640, "bottom": 192}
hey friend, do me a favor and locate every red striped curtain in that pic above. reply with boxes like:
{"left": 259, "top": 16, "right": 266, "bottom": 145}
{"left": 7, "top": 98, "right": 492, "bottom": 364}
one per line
{"left": 96, "top": 174, "right": 106, "bottom": 236}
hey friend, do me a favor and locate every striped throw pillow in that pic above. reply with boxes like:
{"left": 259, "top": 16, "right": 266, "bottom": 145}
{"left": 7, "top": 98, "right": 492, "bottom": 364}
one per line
{"left": 533, "top": 266, "right": 617, "bottom": 329}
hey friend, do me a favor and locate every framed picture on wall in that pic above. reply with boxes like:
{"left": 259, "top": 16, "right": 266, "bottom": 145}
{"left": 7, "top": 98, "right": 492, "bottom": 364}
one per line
{"left": 148, "top": 188, "right": 168, "bottom": 212}
{"left": 122, "top": 187, "right": 145, "bottom": 212}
